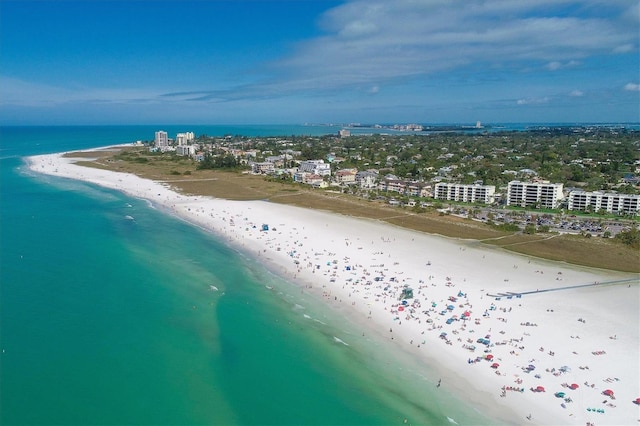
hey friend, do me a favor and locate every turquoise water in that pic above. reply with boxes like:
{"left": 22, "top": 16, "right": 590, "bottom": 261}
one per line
{"left": 0, "top": 126, "right": 521, "bottom": 425}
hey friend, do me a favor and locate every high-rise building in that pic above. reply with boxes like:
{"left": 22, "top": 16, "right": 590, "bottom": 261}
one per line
{"left": 176, "top": 132, "right": 195, "bottom": 146}
{"left": 154, "top": 131, "right": 168, "bottom": 148}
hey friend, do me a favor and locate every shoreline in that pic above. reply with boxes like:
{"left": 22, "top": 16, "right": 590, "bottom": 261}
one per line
{"left": 26, "top": 147, "right": 640, "bottom": 425}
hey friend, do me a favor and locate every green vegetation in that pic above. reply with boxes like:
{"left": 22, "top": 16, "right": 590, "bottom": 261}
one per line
{"left": 615, "top": 226, "right": 640, "bottom": 249}
{"left": 197, "top": 153, "right": 244, "bottom": 170}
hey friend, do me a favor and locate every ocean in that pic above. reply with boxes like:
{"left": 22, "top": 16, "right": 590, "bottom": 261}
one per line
{"left": 0, "top": 125, "right": 504, "bottom": 425}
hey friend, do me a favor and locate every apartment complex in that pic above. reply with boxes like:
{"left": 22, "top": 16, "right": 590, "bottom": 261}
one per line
{"left": 298, "top": 160, "right": 331, "bottom": 176}
{"left": 154, "top": 130, "right": 168, "bottom": 149}
{"left": 568, "top": 191, "right": 640, "bottom": 215}
{"left": 507, "top": 181, "right": 564, "bottom": 209}
{"left": 434, "top": 183, "right": 496, "bottom": 204}
{"left": 175, "top": 132, "right": 195, "bottom": 146}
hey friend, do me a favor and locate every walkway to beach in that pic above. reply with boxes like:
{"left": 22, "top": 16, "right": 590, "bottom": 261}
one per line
{"left": 487, "top": 277, "right": 638, "bottom": 298}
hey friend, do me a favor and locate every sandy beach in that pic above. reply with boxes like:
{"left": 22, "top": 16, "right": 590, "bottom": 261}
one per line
{"left": 27, "top": 147, "right": 640, "bottom": 425}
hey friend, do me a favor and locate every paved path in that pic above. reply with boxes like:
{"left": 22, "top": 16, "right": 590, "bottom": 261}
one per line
{"left": 486, "top": 277, "right": 639, "bottom": 298}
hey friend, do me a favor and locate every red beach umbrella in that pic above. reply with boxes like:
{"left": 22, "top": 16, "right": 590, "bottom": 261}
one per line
{"left": 570, "top": 383, "right": 579, "bottom": 390}
{"left": 491, "top": 363, "right": 500, "bottom": 368}
{"left": 536, "top": 386, "right": 545, "bottom": 392}
{"left": 603, "top": 389, "right": 614, "bottom": 396}
{"left": 463, "top": 311, "right": 471, "bottom": 317}
{"left": 486, "top": 354, "right": 494, "bottom": 360}
{"left": 634, "top": 397, "right": 640, "bottom": 405}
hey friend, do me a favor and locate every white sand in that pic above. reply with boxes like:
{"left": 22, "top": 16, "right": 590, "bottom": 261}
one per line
{"left": 27, "top": 148, "right": 640, "bottom": 425}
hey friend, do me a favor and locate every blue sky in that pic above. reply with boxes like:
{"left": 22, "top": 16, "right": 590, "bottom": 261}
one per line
{"left": 1, "top": 0, "right": 638, "bottom": 125}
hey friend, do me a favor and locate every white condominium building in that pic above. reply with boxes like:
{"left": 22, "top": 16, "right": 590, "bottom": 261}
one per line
{"left": 434, "top": 183, "right": 496, "bottom": 204}
{"left": 176, "top": 132, "right": 195, "bottom": 146}
{"left": 154, "top": 130, "right": 168, "bottom": 148}
{"left": 298, "top": 160, "right": 331, "bottom": 176}
{"left": 507, "top": 181, "right": 564, "bottom": 209}
{"left": 568, "top": 191, "right": 640, "bottom": 215}
{"left": 176, "top": 145, "right": 195, "bottom": 157}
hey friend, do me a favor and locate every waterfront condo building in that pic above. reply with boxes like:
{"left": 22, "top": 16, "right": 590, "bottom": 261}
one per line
{"left": 434, "top": 183, "right": 496, "bottom": 204}
{"left": 298, "top": 160, "right": 331, "bottom": 176}
{"left": 507, "top": 181, "right": 564, "bottom": 209}
{"left": 568, "top": 190, "right": 640, "bottom": 215}
{"left": 175, "top": 132, "right": 195, "bottom": 146}
{"left": 154, "top": 130, "right": 168, "bottom": 149}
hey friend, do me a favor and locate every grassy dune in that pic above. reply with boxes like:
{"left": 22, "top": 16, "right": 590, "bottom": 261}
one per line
{"left": 66, "top": 147, "right": 640, "bottom": 273}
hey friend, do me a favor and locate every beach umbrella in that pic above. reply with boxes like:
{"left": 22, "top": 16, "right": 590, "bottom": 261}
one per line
{"left": 491, "top": 363, "right": 500, "bottom": 368}
{"left": 634, "top": 397, "right": 640, "bottom": 405}
{"left": 485, "top": 354, "right": 494, "bottom": 360}
{"left": 447, "top": 305, "right": 454, "bottom": 310}
{"left": 570, "top": 383, "right": 579, "bottom": 390}
{"left": 463, "top": 311, "right": 471, "bottom": 317}
{"left": 536, "top": 386, "right": 545, "bottom": 392}
{"left": 555, "top": 392, "right": 566, "bottom": 398}
{"left": 528, "top": 364, "right": 536, "bottom": 371}
{"left": 603, "top": 389, "right": 614, "bottom": 396}
{"left": 398, "top": 306, "right": 404, "bottom": 311}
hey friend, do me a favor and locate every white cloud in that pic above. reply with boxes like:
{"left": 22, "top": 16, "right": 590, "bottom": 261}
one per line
{"left": 613, "top": 43, "right": 635, "bottom": 53}
{"left": 517, "top": 97, "right": 551, "bottom": 105}
{"left": 268, "top": 0, "right": 636, "bottom": 94}
{"left": 546, "top": 60, "right": 580, "bottom": 71}
{"left": 624, "top": 83, "right": 640, "bottom": 91}
{"left": 0, "top": 75, "right": 165, "bottom": 107}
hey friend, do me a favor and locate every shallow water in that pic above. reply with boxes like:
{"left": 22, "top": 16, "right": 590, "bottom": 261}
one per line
{"left": 1, "top": 126, "right": 496, "bottom": 425}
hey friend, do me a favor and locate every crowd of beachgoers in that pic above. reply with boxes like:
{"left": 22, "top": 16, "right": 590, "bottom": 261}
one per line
{"left": 27, "top": 147, "right": 639, "bottom": 425}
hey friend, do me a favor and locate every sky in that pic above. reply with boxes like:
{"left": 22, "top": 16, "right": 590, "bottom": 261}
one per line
{"left": 0, "top": 0, "right": 638, "bottom": 125}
